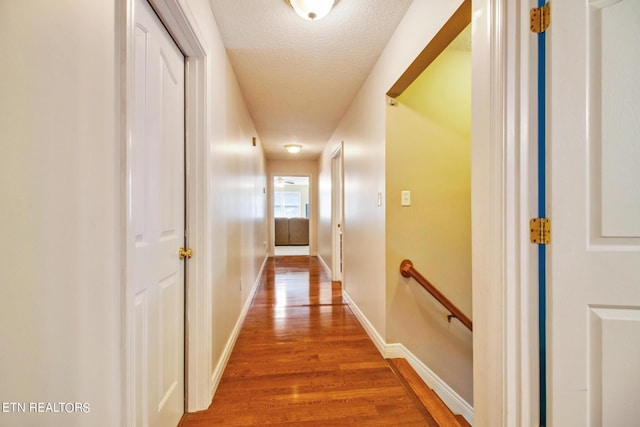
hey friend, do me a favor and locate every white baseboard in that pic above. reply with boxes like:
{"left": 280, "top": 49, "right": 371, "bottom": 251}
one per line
{"left": 342, "top": 290, "right": 474, "bottom": 425}
{"left": 342, "top": 290, "right": 387, "bottom": 355}
{"left": 209, "top": 255, "right": 268, "bottom": 396}
{"left": 316, "top": 253, "right": 332, "bottom": 279}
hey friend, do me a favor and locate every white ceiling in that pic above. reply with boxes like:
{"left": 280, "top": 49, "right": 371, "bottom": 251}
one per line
{"left": 209, "top": 0, "right": 414, "bottom": 160}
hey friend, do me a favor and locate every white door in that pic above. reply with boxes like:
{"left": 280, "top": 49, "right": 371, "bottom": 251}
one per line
{"left": 331, "top": 147, "right": 344, "bottom": 281}
{"left": 549, "top": 1, "right": 640, "bottom": 425}
{"left": 132, "top": 0, "right": 185, "bottom": 425}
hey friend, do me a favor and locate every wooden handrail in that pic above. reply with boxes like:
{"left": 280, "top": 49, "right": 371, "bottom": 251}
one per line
{"left": 400, "top": 259, "right": 472, "bottom": 331}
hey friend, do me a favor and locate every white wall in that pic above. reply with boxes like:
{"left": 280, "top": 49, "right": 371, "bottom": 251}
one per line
{"left": 318, "top": 0, "right": 466, "bottom": 344}
{"left": 0, "top": 0, "right": 267, "bottom": 425}
{"left": 201, "top": 0, "right": 268, "bottom": 374}
{"left": 0, "top": 1, "right": 120, "bottom": 425}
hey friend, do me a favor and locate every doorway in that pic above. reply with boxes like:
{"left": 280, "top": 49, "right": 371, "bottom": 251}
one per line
{"left": 384, "top": 2, "right": 474, "bottom": 419}
{"left": 124, "top": 0, "right": 212, "bottom": 421}
{"left": 331, "top": 144, "right": 344, "bottom": 281}
{"left": 273, "top": 176, "right": 310, "bottom": 256}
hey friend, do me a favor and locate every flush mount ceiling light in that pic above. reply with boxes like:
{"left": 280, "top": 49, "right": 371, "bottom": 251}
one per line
{"left": 287, "top": 0, "right": 339, "bottom": 21}
{"left": 285, "top": 144, "right": 302, "bottom": 154}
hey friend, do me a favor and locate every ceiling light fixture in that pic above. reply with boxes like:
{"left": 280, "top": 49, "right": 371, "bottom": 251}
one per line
{"left": 285, "top": 144, "right": 302, "bottom": 154}
{"left": 287, "top": 0, "right": 338, "bottom": 21}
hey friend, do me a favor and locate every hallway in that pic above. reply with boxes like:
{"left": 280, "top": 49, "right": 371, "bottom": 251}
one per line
{"left": 181, "top": 256, "right": 432, "bottom": 426}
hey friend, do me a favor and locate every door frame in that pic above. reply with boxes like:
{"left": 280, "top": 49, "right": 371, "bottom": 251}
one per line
{"left": 121, "top": 0, "right": 211, "bottom": 423}
{"left": 330, "top": 142, "right": 344, "bottom": 282}
{"left": 269, "top": 173, "right": 312, "bottom": 255}
{"left": 471, "top": 0, "right": 537, "bottom": 425}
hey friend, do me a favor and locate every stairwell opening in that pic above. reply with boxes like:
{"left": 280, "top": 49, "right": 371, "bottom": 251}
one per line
{"left": 385, "top": 21, "right": 473, "bottom": 408}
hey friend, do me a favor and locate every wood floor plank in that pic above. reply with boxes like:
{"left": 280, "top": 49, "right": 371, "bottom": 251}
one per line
{"left": 181, "top": 256, "right": 433, "bottom": 426}
{"left": 388, "top": 358, "right": 462, "bottom": 427}
{"left": 455, "top": 414, "right": 472, "bottom": 427}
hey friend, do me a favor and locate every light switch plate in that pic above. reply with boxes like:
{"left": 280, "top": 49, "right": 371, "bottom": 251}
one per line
{"left": 401, "top": 190, "right": 411, "bottom": 206}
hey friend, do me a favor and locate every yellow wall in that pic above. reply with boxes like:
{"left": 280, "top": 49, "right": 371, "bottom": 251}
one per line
{"left": 385, "top": 25, "right": 473, "bottom": 403}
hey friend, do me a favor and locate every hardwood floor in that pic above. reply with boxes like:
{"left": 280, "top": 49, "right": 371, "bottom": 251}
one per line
{"left": 181, "top": 256, "right": 433, "bottom": 426}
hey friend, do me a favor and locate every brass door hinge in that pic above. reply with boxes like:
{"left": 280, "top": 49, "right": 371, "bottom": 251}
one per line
{"left": 178, "top": 247, "right": 193, "bottom": 260}
{"left": 530, "top": 218, "right": 551, "bottom": 245}
{"left": 530, "top": 2, "right": 550, "bottom": 33}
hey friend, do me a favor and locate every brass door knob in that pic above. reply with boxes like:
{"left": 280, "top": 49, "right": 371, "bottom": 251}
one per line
{"left": 178, "top": 247, "right": 193, "bottom": 260}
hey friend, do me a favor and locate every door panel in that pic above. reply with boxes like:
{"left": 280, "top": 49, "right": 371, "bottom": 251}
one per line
{"left": 549, "top": 0, "right": 640, "bottom": 425}
{"left": 133, "top": 0, "right": 185, "bottom": 425}
{"left": 589, "top": 0, "right": 640, "bottom": 241}
{"left": 588, "top": 307, "right": 640, "bottom": 425}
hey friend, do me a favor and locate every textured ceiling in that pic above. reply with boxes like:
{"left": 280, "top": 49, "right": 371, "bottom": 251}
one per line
{"left": 209, "top": 0, "right": 414, "bottom": 160}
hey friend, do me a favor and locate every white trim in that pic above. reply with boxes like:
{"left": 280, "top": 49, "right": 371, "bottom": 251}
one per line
{"left": 184, "top": 55, "right": 212, "bottom": 411}
{"left": 316, "top": 253, "right": 332, "bottom": 279}
{"left": 471, "top": 0, "right": 534, "bottom": 425}
{"left": 210, "top": 256, "right": 269, "bottom": 395}
{"left": 342, "top": 290, "right": 387, "bottom": 355}
{"left": 330, "top": 142, "right": 344, "bottom": 282}
{"left": 471, "top": 0, "right": 506, "bottom": 425}
{"left": 120, "top": 1, "right": 135, "bottom": 424}
{"left": 343, "top": 290, "right": 474, "bottom": 424}
{"left": 330, "top": 142, "right": 343, "bottom": 160}
{"left": 508, "top": 1, "right": 538, "bottom": 425}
